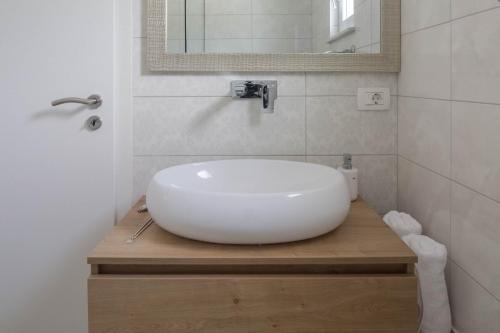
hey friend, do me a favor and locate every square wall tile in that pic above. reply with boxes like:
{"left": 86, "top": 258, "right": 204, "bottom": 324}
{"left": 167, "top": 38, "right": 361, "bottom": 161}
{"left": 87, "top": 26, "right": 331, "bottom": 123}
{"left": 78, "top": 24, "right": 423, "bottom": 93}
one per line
{"left": 452, "top": 0, "right": 500, "bottom": 19}
{"left": 452, "top": 101, "right": 500, "bottom": 202}
{"left": 252, "top": 15, "right": 312, "bottom": 39}
{"left": 166, "top": 0, "right": 186, "bottom": 15}
{"left": 205, "top": 15, "right": 252, "bottom": 39}
{"left": 451, "top": 183, "right": 500, "bottom": 300}
{"left": 450, "top": 261, "right": 500, "bottom": 333}
{"left": 252, "top": 0, "right": 313, "bottom": 15}
{"left": 306, "top": 73, "right": 397, "bottom": 96}
{"left": 402, "top": 0, "right": 450, "bottom": 34}
{"left": 398, "top": 158, "right": 451, "bottom": 249}
{"left": 306, "top": 96, "right": 396, "bottom": 155}
{"left": 308, "top": 155, "right": 397, "bottom": 214}
{"left": 205, "top": 0, "right": 251, "bottom": 15}
{"left": 133, "top": 155, "right": 306, "bottom": 201}
{"left": 398, "top": 97, "right": 451, "bottom": 176}
{"left": 134, "top": 96, "right": 306, "bottom": 156}
{"left": 452, "top": 8, "right": 500, "bottom": 104}
{"left": 399, "top": 23, "right": 451, "bottom": 99}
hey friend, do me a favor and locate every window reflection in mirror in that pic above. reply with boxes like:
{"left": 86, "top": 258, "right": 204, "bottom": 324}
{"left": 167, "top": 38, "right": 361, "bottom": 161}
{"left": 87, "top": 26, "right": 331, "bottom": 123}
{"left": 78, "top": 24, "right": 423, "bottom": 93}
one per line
{"left": 165, "top": 0, "right": 380, "bottom": 54}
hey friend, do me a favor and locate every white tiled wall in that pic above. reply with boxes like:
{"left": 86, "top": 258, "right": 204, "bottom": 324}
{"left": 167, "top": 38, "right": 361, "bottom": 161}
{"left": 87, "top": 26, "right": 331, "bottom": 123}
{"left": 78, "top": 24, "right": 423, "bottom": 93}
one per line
{"left": 132, "top": 0, "right": 397, "bottom": 214}
{"left": 398, "top": 1, "right": 500, "bottom": 331}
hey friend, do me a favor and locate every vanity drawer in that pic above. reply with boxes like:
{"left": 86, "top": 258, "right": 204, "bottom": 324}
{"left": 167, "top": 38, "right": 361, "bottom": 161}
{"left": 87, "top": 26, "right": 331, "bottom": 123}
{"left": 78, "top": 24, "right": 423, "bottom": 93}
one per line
{"left": 88, "top": 274, "right": 418, "bottom": 333}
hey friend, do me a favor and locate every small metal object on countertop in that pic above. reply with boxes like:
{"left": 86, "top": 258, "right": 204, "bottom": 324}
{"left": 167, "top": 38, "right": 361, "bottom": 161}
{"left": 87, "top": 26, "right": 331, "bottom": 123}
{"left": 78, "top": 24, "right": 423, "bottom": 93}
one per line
{"left": 126, "top": 218, "right": 154, "bottom": 244}
{"left": 137, "top": 204, "right": 148, "bottom": 213}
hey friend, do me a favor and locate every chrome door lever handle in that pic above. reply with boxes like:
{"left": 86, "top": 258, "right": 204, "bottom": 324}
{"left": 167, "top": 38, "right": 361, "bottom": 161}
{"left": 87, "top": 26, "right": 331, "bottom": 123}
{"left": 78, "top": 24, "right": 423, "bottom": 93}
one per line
{"left": 51, "top": 94, "right": 102, "bottom": 108}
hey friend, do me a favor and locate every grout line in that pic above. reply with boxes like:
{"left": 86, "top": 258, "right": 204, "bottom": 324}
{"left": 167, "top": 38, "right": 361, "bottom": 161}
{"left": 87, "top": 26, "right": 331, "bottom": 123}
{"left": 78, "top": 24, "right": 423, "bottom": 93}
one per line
{"left": 450, "top": 99, "right": 500, "bottom": 107}
{"left": 395, "top": 87, "right": 399, "bottom": 210}
{"left": 398, "top": 95, "right": 452, "bottom": 102}
{"left": 449, "top": 0, "right": 453, "bottom": 272}
{"left": 401, "top": 5, "right": 500, "bottom": 37}
{"left": 401, "top": 20, "right": 452, "bottom": 37}
{"left": 398, "top": 155, "right": 500, "bottom": 206}
{"left": 203, "top": 13, "right": 313, "bottom": 17}
{"left": 133, "top": 94, "right": 306, "bottom": 98}
{"left": 449, "top": 258, "right": 500, "bottom": 303}
{"left": 451, "top": 5, "right": 500, "bottom": 22}
{"left": 134, "top": 154, "right": 397, "bottom": 158}
{"left": 133, "top": 94, "right": 399, "bottom": 98}
{"left": 398, "top": 95, "right": 500, "bottom": 107}
{"left": 304, "top": 91, "right": 308, "bottom": 157}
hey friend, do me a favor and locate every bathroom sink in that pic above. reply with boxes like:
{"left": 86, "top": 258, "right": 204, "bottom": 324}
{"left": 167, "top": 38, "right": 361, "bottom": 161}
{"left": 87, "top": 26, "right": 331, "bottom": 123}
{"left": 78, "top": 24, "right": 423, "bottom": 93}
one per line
{"left": 146, "top": 159, "right": 351, "bottom": 244}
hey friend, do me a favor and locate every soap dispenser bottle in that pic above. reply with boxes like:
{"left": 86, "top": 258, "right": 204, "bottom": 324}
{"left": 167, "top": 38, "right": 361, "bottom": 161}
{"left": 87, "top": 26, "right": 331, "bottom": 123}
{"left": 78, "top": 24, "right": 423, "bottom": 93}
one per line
{"left": 338, "top": 154, "right": 358, "bottom": 201}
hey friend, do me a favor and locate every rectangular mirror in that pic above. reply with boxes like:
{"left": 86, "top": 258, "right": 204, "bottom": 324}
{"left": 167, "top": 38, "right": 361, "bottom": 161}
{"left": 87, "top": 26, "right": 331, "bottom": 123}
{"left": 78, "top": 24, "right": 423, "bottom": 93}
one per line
{"left": 147, "top": 0, "right": 400, "bottom": 71}
{"left": 165, "top": 0, "right": 380, "bottom": 54}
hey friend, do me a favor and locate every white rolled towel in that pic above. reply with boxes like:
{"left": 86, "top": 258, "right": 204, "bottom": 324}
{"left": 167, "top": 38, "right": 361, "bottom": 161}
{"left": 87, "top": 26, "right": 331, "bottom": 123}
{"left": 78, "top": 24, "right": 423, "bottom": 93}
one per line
{"left": 402, "top": 234, "right": 451, "bottom": 333}
{"left": 383, "top": 211, "right": 422, "bottom": 237}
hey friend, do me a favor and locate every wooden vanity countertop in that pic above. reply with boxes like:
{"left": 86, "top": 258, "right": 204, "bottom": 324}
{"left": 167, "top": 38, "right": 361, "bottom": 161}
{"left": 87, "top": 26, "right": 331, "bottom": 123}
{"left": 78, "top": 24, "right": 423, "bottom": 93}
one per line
{"left": 88, "top": 197, "right": 416, "bottom": 266}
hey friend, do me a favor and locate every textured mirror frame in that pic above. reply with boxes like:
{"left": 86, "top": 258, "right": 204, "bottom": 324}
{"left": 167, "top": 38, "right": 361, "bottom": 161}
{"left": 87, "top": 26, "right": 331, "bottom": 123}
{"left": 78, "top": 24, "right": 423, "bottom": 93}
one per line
{"left": 147, "top": 0, "right": 400, "bottom": 72}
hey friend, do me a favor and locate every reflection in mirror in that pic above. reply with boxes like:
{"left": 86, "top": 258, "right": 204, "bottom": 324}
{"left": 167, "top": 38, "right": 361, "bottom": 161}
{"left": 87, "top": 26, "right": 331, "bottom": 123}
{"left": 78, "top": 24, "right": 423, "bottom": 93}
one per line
{"left": 165, "top": 0, "right": 381, "bottom": 54}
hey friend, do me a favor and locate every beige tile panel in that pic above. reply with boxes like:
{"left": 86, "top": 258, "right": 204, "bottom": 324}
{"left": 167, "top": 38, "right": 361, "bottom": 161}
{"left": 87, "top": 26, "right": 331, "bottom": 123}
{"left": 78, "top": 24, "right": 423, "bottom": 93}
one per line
{"left": 398, "top": 96, "right": 451, "bottom": 177}
{"left": 399, "top": 23, "right": 451, "bottom": 99}
{"left": 205, "top": 15, "right": 252, "bottom": 39}
{"left": 398, "top": 157, "right": 451, "bottom": 249}
{"left": 306, "top": 96, "right": 396, "bottom": 155}
{"left": 205, "top": 0, "right": 251, "bottom": 15}
{"left": 134, "top": 96, "right": 306, "bottom": 156}
{"left": 401, "top": 0, "right": 450, "bottom": 34}
{"left": 451, "top": 183, "right": 500, "bottom": 300}
{"left": 451, "top": 101, "right": 500, "bottom": 202}
{"left": 252, "top": 0, "right": 313, "bottom": 15}
{"left": 451, "top": 0, "right": 500, "bottom": 19}
{"left": 449, "top": 261, "right": 500, "bottom": 333}
{"left": 252, "top": 15, "right": 313, "bottom": 39}
{"left": 306, "top": 72, "right": 397, "bottom": 96}
{"left": 452, "top": 8, "right": 500, "bottom": 104}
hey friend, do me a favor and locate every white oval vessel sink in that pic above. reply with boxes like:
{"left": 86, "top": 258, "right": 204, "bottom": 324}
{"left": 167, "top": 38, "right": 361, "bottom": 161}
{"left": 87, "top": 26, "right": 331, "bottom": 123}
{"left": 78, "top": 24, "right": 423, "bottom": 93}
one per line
{"left": 146, "top": 160, "right": 350, "bottom": 245}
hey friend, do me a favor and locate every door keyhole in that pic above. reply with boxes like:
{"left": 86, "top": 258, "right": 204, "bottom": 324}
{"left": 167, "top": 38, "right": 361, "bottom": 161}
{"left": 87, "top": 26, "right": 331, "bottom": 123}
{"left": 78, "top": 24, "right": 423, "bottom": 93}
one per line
{"left": 86, "top": 116, "right": 102, "bottom": 131}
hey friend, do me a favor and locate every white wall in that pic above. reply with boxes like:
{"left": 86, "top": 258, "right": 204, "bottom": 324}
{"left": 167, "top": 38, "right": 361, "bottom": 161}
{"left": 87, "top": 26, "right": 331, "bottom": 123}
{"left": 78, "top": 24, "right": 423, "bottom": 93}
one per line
{"left": 115, "top": 0, "right": 134, "bottom": 221}
{"left": 398, "top": 1, "right": 500, "bottom": 331}
{"left": 132, "top": 0, "right": 398, "bottom": 214}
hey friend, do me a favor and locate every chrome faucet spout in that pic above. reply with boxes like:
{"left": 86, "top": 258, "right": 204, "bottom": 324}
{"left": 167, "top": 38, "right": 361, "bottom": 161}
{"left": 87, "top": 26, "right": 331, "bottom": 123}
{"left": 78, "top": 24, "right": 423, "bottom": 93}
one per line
{"left": 231, "top": 80, "right": 277, "bottom": 113}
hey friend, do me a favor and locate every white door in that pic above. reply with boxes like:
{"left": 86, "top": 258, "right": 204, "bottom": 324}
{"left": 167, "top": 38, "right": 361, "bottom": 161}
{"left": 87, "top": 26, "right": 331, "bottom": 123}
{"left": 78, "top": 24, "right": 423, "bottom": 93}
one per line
{"left": 0, "top": 1, "right": 116, "bottom": 332}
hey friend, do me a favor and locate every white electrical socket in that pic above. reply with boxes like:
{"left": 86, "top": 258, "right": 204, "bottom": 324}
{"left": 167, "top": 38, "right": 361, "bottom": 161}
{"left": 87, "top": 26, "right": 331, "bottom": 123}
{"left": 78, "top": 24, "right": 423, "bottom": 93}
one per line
{"left": 357, "top": 88, "right": 391, "bottom": 110}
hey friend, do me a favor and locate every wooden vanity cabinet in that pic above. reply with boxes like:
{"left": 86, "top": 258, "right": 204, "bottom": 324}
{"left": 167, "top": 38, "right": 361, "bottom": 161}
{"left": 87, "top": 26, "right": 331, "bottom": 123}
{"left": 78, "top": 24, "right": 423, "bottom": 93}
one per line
{"left": 88, "top": 199, "right": 418, "bottom": 333}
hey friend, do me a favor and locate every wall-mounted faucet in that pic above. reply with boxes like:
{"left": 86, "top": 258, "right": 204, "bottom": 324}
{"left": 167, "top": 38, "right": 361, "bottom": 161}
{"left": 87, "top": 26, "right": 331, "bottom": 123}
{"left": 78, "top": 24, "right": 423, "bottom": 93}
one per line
{"left": 231, "top": 80, "right": 278, "bottom": 113}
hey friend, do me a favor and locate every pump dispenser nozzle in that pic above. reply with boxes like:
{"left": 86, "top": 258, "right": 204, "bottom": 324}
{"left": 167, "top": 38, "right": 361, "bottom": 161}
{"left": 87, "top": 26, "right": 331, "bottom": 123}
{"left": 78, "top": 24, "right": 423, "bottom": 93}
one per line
{"left": 343, "top": 153, "right": 353, "bottom": 170}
